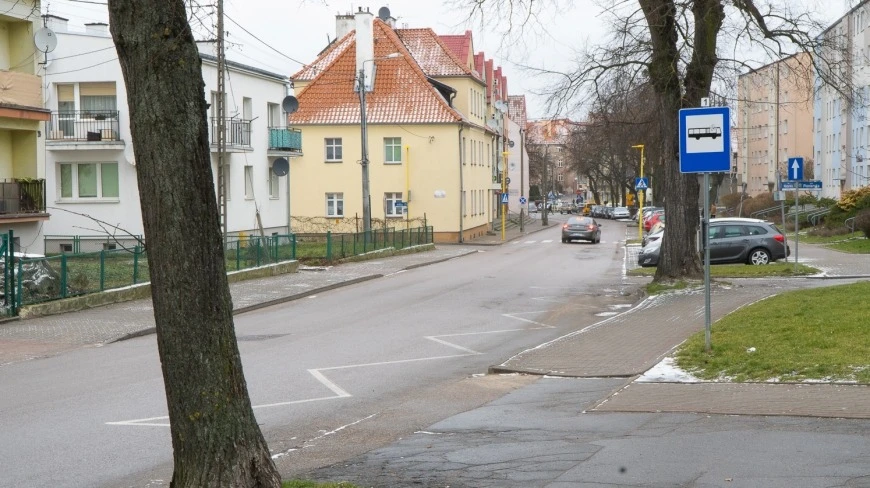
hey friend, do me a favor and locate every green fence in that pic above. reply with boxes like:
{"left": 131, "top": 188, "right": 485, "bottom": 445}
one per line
{"left": 13, "top": 229, "right": 432, "bottom": 309}
{"left": 294, "top": 226, "right": 433, "bottom": 262}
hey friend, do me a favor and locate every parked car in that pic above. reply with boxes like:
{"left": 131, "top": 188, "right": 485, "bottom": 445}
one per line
{"left": 642, "top": 227, "right": 664, "bottom": 248}
{"left": 611, "top": 206, "right": 631, "bottom": 219}
{"left": 707, "top": 218, "right": 789, "bottom": 265}
{"left": 637, "top": 235, "right": 662, "bottom": 267}
{"left": 561, "top": 216, "right": 602, "bottom": 243}
{"left": 645, "top": 211, "right": 665, "bottom": 231}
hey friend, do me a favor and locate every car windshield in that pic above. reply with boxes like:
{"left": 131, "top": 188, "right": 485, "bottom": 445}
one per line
{"left": 568, "top": 217, "right": 592, "bottom": 225}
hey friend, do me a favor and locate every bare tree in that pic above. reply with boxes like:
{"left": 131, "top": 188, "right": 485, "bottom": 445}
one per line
{"left": 460, "top": 0, "right": 838, "bottom": 281}
{"left": 107, "top": 1, "right": 280, "bottom": 486}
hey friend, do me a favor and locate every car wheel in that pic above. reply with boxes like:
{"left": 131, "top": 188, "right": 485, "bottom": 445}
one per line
{"left": 748, "top": 248, "right": 770, "bottom": 265}
{"left": 562, "top": 238, "right": 568, "bottom": 243}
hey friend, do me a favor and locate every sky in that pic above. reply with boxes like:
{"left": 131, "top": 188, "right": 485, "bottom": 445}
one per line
{"left": 41, "top": 0, "right": 849, "bottom": 120}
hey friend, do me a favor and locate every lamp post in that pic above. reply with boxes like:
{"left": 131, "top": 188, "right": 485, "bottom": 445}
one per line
{"left": 358, "top": 53, "right": 400, "bottom": 234}
{"left": 631, "top": 144, "right": 645, "bottom": 241}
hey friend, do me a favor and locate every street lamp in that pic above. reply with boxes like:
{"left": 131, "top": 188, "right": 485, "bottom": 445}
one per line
{"left": 631, "top": 144, "right": 645, "bottom": 241}
{"left": 358, "top": 52, "right": 400, "bottom": 234}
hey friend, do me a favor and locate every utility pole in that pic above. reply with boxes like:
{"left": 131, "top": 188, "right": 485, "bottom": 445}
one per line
{"left": 358, "top": 68, "right": 372, "bottom": 234}
{"left": 542, "top": 145, "right": 549, "bottom": 226}
{"left": 216, "top": 0, "right": 227, "bottom": 242}
{"left": 520, "top": 129, "right": 525, "bottom": 232}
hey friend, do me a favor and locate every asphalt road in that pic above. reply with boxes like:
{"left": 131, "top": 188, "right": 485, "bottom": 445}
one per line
{"left": 0, "top": 216, "right": 637, "bottom": 487}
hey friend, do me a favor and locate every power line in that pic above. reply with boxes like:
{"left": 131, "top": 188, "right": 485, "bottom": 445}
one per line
{"left": 223, "top": 13, "right": 306, "bottom": 66}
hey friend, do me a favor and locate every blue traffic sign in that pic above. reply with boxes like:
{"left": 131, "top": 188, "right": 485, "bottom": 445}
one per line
{"left": 501, "top": 193, "right": 509, "bottom": 204}
{"left": 787, "top": 157, "right": 804, "bottom": 181}
{"left": 635, "top": 177, "right": 649, "bottom": 190}
{"left": 394, "top": 201, "right": 406, "bottom": 207}
{"left": 679, "top": 106, "right": 731, "bottom": 173}
{"left": 798, "top": 180, "right": 822, "bottom": 190}
{"left": 780, "top": 181, "right": 796, "bottom": 190}
{"left": 519, "top": 196, "right": 527, "bottom": 205}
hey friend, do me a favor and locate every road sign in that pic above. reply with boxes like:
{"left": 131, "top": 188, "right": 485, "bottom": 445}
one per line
{"left": 394, "top": 201, "right": 406, "bottom": 207}
{"left": 519, "top": 196, "right": 527, "bottom": 205}
{"left": 679, "top": 106, "right": 731, "bottom": 173}
{"left": 788, "top": 157, "right": 804, "bottom": 181}
{"left": 505, "top": 177, "right": 511, "bottom": 185}
{"left": 798, "top": 180, "right": 822, "bottom": 190}
{"left": 501, "top": 193, "right": 509, "bottom": 204}
{"left": 780, "top": 181, "right": 796, "bottom": 190}
{"left": 635, "top": 177, "right": 649, "bottom": 190}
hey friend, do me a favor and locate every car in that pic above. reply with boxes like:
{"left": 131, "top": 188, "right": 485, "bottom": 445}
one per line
{"left": 707, "top": 218, "right": 790, "bottom": 265}
{"left": 637, "top": 235, "right": 661, "bottom": 267}
{"left": 642, "top": 227, "right": 664, "bottom": 247}
{"left": 561, "top": 216, "right": 602, "bottom": 243}
{"left": 603, "top": 206, "right": 614, "bottom": 219}
{"left": 611, "top": 206, "right": 630, "bottom": 219}
{"left": 645, "top": 211, "right": 665, "bottom": 231}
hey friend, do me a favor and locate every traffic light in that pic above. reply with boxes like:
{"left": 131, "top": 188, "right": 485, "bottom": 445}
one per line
{"left": 626, "top": 194, "right": 634, "bottom": 206}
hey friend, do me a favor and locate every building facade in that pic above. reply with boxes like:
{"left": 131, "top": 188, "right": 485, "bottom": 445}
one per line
{"left": 40, "top": 16, "right": 297, "bottom": 254}
{"left": 736, "top": 52, "right": 814, "bottom": 197}
{"left": 0, "top": 0, "right": 51, "bottom": 253}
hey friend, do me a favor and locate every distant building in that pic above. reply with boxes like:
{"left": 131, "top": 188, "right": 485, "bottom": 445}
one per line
{"left": 736, "top": 52, "right": 813, "bottom": 197}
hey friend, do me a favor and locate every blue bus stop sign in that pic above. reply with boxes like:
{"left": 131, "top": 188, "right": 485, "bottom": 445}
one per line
{"left": 679, "top": 106, "right": 731, "bottom": 173}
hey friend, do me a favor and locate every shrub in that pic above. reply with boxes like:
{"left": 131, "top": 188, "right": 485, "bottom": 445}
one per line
{"left": 855, "top": 209, "right": 870, "bottom": 239}
{"left": 741, "top": 192, "right": 776, "bottom": 219}
{"left": 808, "top": 226, "right": 853, "bottom": 238}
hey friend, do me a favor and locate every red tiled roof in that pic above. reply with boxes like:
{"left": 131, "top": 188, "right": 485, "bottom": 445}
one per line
{"left": 288, "top": 20, "right": 463, "bottom": 125}
{"left": 397, "top": 28, "right": 479, "bottom": 79}
{"left": 484, "top": 59, "right": 494, "bottom": 102}
{"left": 291, "top": 31, "right": 354, "bottom": 81}
{"left": 438, "top": 30, "right": 472, "bottom": 62}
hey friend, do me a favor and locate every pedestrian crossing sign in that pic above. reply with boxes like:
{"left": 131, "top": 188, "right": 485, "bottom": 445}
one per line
{"left": 635, "top": 177, "right": 649, "bottom": 190}
{"left": 501, "top": 193, "right": 509, "bottom": 204}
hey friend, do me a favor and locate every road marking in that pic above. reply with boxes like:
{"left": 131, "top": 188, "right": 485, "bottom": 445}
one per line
{"left": 107, "top": 305, "right": 561, "bottom": 427}
{"left": 541, "top": 239, "right": 553, "bottom": 243}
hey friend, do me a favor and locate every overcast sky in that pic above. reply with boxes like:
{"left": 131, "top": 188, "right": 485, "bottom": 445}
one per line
{"left": 42, "top": 0, "right": 847, "bottom": 120}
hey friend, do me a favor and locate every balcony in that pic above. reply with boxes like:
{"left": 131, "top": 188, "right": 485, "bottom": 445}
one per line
{"left": 0, "top": 179, "right": 49, "bottom": 222}
{"left": 46, "top": 111, "right": 125, "bottom": 150}
{"left": 267, "top": 127, "right": 302, "bottom": 156}
{"left": 210, "top": 117, "right": 252, "bottom": 152}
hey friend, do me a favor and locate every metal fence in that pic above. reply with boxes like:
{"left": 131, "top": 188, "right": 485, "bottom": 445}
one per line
{"left": 13, "top": 229, "right": 432, "bottom": 309}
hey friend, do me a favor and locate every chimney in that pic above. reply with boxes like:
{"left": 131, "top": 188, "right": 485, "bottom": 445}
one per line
{"left": 42, "top": 14, "right": 68, "bottom": 32}
{"left": 84, "top": 22, "right": 109, "bottom": 36}
{"left": 335, "top": 12, "right": 354, "bottom": 39}
{"left": 355, "top": 7, "right": 375, "bottom": 91}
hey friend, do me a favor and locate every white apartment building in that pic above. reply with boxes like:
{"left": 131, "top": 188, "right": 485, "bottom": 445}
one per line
{"left": 814, "top": 1, "right": 870, "bottom": 199}
{"left": 39, "top": 16, "right": 299, "bottom": 253}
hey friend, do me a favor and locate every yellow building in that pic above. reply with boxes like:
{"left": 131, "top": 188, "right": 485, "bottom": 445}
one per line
{"left": 0, "top": 0, "right": 50, "bottom": 251}
{"left": 288, "top": 9, "right": 496, "bottom": 243}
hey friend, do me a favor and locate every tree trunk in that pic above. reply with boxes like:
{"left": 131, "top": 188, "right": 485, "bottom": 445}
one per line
{"left": 107, "top": 2, "right": 281, "bottom": 486}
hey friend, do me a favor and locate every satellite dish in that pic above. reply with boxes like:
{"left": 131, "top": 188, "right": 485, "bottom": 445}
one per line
{"left": 486, "top": 119, "right": 499, "bottom": 132}
{"left": 281, "top": 95, "right": 299, "bottom": 114}
{"left": 508, "top": 140, "right": 515, "bottom": 148}
{"left": 34, "top": 27, "right": 58, "bottom": 53}
{"left": 493, "top": 100, "right": 508, "bottom": 112}
{"left": 272, "top": 157, "right": 289, "bottom": 176}
{"left": 378, "top": 6, "right": 391, "bottom": 21}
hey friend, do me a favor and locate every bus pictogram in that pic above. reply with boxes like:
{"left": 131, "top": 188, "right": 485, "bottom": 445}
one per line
{"left": 688, "top": 126, "right": 722, "bottom": 140}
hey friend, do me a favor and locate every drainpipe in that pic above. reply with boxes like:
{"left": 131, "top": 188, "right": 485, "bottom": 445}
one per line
{"left": 458, "top": 124, "right": 465, "bottom": 243}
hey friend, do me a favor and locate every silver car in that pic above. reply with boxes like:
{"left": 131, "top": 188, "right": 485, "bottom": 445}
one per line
{"left": 611, "top": 206, "right": 630, "bottom": 219}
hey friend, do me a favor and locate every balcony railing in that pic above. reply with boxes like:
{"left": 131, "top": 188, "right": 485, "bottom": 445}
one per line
{"left": 268, "top": 127, "right": 302, "bottom": 152}
{"left": 46, "top": 111, "right": 122, "bottom": 142}
{"left": 0, "top": 179, "right": 46, "bottom": 215}
{"left": 210, "top": 117, "right": 252, "bottom": 148}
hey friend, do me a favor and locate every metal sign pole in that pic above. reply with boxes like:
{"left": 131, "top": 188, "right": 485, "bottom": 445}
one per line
{"left": 794, "top": 189, "right": 799, "bottom": 272}
{"left": 703, "top": 172, "right": 712, "bottom": 353}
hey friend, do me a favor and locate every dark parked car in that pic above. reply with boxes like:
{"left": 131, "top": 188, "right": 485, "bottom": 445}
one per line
{"left": 561, "top": 216, "right": 602, "bottom": 243}
{"left": 707, "top": 218, "right": 789, "bottom": 265}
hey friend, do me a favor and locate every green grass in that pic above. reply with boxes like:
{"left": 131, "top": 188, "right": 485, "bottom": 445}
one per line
{"left": 627, "top": 262, "right": 819, "bottom": 278}
{"left": 283, "top": 481, "right": 360, "bottom": 488}
{"left": 826, "top": 238, "right": 870, "bottom": 253}
{"left": 675, "top": 281, "right": 870, "bottom": 383}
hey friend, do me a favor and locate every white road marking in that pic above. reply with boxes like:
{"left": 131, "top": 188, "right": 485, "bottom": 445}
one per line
{"left": 541, "top": 239, "right": 553, "bottom": 243}
{"left": 108, "top": 305, "right": 561, "bottom": 427}
{"left": 271, "top": 413, "right": 379, "bottom": 460}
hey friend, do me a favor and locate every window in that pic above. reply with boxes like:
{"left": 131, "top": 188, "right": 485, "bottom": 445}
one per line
{"left": 60, "top": 243, "right": 73, "bottom": 253}
{"left": 59, "top": 162, "right": 119, "bottom": 200}
{"left": 326, "top": 193, "right": 344, "bottom": 217}
{"left": 325, "top": 138, "right": 343, "bottom": 162}
{"left": 385, "top": 192, "right": 403, "bottom": 217}
{"left": 557, "top": 158, "right": 564, "bottom": 168}
{"left": 103, "top": 243, "right": 117, "bottom": 250}
{"left": 384, "top": 137, "right": 402, "bottom": 164}
{"left": 79, "top": 82, "right": 117, "bottom": 118}
{"left": 244, "top": 166, "right": 254, "bottom": 199}
{"left": 268, "top": 164, "right": 279, "bottom": 198}
{"left": 557, "top": 174, "right": 564, "bottom": 182}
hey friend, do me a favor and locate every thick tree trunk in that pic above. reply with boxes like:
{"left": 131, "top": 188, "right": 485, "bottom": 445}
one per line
{"left": 107, "top": 2, "right": 281, "bottom": 486}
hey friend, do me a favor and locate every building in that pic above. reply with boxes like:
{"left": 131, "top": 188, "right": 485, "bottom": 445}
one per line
{"left": 0, "top": 0, "right": 51, "bottom": 253}
{"left": 525, "top": 119, "right": 589, "bottom": 203}
{"left": 288, "top": 8, "right": 510, "bottom": 243}
{"left": 506, "top": 95, "right": 530, "bottom": 214}
{"left": 39, "top": 16, "right": 298, "bottom": 254}
{"left": 736, "top": 52, "right": 813, "bottom": 197}
{"left": 814, "top": 2, "right": 870, "bottom": 199}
